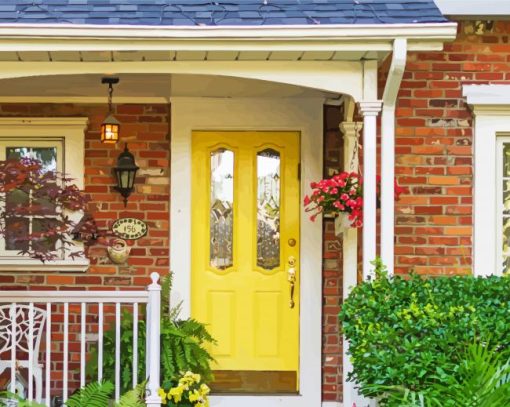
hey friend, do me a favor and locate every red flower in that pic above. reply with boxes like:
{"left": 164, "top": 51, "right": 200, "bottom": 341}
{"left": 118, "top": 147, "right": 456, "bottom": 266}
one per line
{"left": 304, "top": 171, "right": 403, "bottom": 228}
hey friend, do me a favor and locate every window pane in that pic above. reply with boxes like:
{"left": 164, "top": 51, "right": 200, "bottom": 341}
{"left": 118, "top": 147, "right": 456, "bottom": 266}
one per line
{"left": 7, "top": 147, "right": 57, "bottom": 173}
{"left": 32, "top": 218, "right": 58, "bottom": 252}
{"left": 504, "top": 144, "right": 510, "bottom": 177}
{"left": 257, "top": 149, "right": 280, "bottom": 270}
{"left": 504, "top": 180, "right": 510, "bottom": 216}
{"left": 6, "top": 188, "right": 29, "bottom": 212}
{"left": 5, "top": 217, "right": 29, "bottom": 251}
{"left": 210, "top": 149, "right": 234, "bottom": 270}
{"left": 503, "top": 217, "right": 510, "bottom": 274}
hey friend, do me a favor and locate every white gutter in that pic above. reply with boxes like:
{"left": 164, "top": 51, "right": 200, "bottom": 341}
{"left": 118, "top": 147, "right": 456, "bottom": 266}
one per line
{"left": 0, "top": 22, "right": 457, "bottom": 40}
{"left": 380, "top": 38, "right": 407, "bottom": 275}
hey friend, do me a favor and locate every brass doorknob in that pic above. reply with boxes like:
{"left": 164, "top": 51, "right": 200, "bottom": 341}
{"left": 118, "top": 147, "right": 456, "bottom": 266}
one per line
{"left": 288, "top": 256, "right": 297, "bottom": 309}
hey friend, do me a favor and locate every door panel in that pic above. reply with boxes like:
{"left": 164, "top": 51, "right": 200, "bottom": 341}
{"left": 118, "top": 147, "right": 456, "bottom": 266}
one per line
{"left": 191, "top": 131, "right": 300, "bottom": 393}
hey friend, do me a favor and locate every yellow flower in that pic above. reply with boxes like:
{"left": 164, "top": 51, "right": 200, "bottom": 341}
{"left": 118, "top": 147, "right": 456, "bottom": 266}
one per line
{"left": 189, "top": 389, "right": 202, "bottom": 403}
{"left": 199, "top": 383, "right": 210, "bottom": 396}
{"left": 158, "top": 388, "right": 168, "bottom": 404}
{"left": 169, "top": 386, "right": 184, "bottom": 403}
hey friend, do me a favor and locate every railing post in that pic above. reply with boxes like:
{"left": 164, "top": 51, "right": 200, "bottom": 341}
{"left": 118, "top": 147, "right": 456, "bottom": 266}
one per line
{"left": 145, "top": 273, "right": 162, "bottom": 407}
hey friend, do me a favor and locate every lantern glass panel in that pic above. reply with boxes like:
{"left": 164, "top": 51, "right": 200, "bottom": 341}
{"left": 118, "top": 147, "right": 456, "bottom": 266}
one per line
{"left": 120, "top": 170, "right": 130, "bottom": 189}
{"left": 101, "top": 123, "right": 119, "bottom": 143}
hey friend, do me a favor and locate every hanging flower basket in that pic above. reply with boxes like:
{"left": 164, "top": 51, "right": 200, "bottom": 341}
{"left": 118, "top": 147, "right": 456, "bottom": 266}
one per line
{"left": 334, "top": 212, "right": 352, "bottom": 235}
{"left": 304, "top": 171, "right": 405, "bottom": 233}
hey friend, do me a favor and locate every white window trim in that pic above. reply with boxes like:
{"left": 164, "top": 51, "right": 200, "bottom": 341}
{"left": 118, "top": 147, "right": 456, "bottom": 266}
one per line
{"left": 0, "top": 117, "right": 89, "bottom": 272}
{"left": 464, "top": 85, "right": 510, "bottom": 277}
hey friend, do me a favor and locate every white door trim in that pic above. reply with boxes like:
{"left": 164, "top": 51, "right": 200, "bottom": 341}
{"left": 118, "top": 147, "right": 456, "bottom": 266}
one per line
{"left": 170, "top": 96, "right": 323, "bottom": 407}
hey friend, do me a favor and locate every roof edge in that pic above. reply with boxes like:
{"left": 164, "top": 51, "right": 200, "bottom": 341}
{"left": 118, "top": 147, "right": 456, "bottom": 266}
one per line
{"left": 0, "top": 22, "right": 458, "bottom": 40}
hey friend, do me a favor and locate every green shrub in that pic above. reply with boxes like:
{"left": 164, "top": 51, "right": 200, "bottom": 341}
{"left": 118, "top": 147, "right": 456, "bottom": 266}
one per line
{"left": 364, "top": 342, "right": 510, "bottom": 407}
{"left": 339, "top": 261, "right": 510, "bottom": 402}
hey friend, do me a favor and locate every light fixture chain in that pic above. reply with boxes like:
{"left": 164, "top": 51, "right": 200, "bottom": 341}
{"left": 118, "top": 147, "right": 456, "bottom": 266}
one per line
{"left": 108, "top": 83, "right": 113, "bottom": 113}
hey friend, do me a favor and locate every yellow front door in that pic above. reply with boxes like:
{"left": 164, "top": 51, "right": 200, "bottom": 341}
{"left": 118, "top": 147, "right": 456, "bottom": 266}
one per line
{"left": 191, "top": 131, "right": 300, "bottom": 393}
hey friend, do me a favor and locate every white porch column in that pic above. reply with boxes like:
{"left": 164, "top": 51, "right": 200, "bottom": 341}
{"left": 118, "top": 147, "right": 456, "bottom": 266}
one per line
{"left": 358, "top": 101, "right": 382, "bottom": 281}
{"left": 341, "top": 121, "right": 362, "bottom": 297}
{"left": 340, "top": 121, "right": 364, "bottom": 407}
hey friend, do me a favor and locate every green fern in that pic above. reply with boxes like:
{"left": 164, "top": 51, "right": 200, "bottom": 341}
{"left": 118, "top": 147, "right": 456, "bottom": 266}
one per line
{"left": 116, "top": 381, "right": 146, "bottom": 407}
{"left": 65, "top": 381, "right": 114, "bottom": 407}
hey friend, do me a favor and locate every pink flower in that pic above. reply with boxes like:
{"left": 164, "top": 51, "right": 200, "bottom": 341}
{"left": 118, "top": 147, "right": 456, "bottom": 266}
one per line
{"left": 333, "top": 201, "right": 345, "bottom": 210}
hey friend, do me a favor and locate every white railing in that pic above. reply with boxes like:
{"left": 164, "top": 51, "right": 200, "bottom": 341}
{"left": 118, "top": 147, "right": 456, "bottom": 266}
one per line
{"left": 0, "top": 272, "right": 162, "bottom": 407}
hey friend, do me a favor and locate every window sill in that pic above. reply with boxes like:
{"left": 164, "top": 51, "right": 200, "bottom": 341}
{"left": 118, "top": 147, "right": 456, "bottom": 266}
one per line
{"left": 0, "top": 259, "right": 90, "bottom": 273}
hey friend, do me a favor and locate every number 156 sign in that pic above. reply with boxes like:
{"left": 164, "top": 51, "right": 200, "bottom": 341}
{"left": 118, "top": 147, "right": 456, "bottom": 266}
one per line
{"left": 112, "top": 218, "right": 148, "bottom": 240}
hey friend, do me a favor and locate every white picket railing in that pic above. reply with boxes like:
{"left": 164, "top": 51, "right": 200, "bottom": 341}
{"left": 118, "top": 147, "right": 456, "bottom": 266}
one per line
{"left": 0, "top": 272, "right": 162, "bottom": 407}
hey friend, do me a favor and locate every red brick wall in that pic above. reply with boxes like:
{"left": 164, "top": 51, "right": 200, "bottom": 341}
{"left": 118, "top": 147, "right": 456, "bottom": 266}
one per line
{"left": 0, "top": 103, "right": 170, "bottom": 394}
{"left": 0, "top": 103, "right": 170, "bottom": 288}
{"left": 393, "top": 20, "right": 510, "bottom": 276}
{"left": 322, "top": 106, "right": 344, "bottom": 402}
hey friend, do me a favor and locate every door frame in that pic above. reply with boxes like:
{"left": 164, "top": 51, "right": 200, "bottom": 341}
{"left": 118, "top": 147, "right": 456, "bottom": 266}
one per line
{"left": 170, "top": 96, "right": 323, "bottom": 407}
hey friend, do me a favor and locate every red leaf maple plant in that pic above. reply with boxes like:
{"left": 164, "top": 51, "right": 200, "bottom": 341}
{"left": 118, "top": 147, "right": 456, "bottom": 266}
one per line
{"left": 0, "top": 158, "right": 97, "bottom": 262}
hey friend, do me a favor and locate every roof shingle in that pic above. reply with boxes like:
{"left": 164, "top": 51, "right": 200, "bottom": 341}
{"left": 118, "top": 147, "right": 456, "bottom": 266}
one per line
{"left": 0, "top": 0, "right": 448, "bottom": 26}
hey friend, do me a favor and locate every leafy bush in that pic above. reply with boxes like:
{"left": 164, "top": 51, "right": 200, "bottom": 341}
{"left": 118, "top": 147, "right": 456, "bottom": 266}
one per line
{"left": 364, "top": 342, "right": 510, "bottom": 407}
{"left": 339, "top": 260, "right": 510, "bottom": 402}
{"left": 87, "top": 276, "right": 215, "bottom": 393}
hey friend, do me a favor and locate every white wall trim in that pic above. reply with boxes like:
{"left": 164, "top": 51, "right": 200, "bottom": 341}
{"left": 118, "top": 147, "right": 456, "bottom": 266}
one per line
{"left": 435, "top": 0, "right": 510, "bottom": 17}
{"left": 170, "top": 97, "right": 323, "bottom": 407}
{"left": 322, "top": 402, "right": 343, "bottom": 407}
{"left": 464, "top": 85, "right": 510, "bottom": 277}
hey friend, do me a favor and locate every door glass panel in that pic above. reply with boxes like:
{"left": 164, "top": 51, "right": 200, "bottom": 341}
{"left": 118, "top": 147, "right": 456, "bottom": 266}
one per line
{"left": 210, "top": 149, "right": 234, "bottom": 269}
{"left": 256, "top": 149, "right": 280, "bottom": 270}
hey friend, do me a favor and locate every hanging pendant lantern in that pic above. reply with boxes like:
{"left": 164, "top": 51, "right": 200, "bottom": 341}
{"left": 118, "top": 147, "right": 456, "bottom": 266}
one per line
{"left": 113, "top": 144, "right": 139, "bottom": 207}
{"left": 101, "top": 77, "right": 120, "bottom": 144}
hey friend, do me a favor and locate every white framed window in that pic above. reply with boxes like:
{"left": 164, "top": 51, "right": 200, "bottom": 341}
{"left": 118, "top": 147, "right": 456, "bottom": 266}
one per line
{"left": 0, "top": 117, "right": 89, "bottom": 272}
{"left": 464, "top": 85, "right": 510, "bottom": 277}
{"left": 496, "top": 137, "right": 510, "bottom": 275}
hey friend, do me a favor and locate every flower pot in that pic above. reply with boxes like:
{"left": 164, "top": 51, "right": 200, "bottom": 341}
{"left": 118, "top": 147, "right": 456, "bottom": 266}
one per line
{"left": 334, "top": 213, "right": 352, "bottom": 236}
{"left": 107, "top": 238, "right": 131, "bottom": 264}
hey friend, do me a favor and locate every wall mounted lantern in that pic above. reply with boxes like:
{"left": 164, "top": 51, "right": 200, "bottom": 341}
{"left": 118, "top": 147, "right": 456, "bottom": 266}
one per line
{"left": 101, "top": 77, "right": 120, "bottom": 144}
{"left": 114, "top": 144, "right": 139, "bottom": 207}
